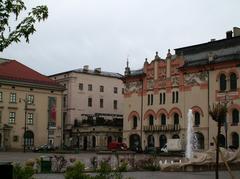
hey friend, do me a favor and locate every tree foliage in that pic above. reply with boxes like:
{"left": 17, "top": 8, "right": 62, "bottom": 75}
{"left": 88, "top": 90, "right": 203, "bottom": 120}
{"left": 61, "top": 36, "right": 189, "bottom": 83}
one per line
{"left": 0, "top": 0, "right": 48, "bottom": 52}
{"left": 209, "top": 103, "right": 227, "bottom": 123}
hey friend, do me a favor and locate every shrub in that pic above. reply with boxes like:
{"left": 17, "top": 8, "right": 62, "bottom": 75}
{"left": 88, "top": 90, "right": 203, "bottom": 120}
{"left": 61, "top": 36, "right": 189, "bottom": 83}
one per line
{"left": 65, "top": 161, "right": 92, "bottom": 179}
{"left": 13, "top": 163, "right": 35, "bottom": 179}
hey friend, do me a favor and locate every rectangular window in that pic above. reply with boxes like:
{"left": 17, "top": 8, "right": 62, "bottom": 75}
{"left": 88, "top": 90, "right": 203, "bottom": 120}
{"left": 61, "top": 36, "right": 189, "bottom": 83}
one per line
{"left": 113, "top": 100, "right": 118, "bottom": 109}
{"left": 176, "top": 91, "right": 179, "bottom": 103}
{"left": 63, "top": 94, "right": 67, "bottom": 108}
{"left": 78, "top": 83, "right": 83, "bottom": 91}
{"left": 151, "top": 94, "right": 153, "bottom": 105}
{"left": 10, "top": 93, "right": 16, "bottom": 103}
{"left": 160, "top": 93, "right": 162, "bottom": 104}
{"left": 27, "top": 113, "right": 34, "bottom": 125}
{"left": 172, "top": 91, "right": 175, "bottom": 104}
{"left": 0, "top": 111, "right": 2, "bottom": 123}
{"left": 163, "top": 93, "right": 166, "bottom": 104}
{"left": 9, "top": 112, "right": 16, "bottom": 124}
{"left": 100, "top": 85, "right": 104, "bottom": 92}
{"left": 88, "top": 97, "right": 92, "bottom": 107}
{"left": 88, "top": 84, "right": 92, "bottom": 91}
{"left": 114, "top": 87, "right": 118, "bottom": 94}
{"left": 13, "top": 135, "right": 19, "bottom": 142}
{"left": 0, "top": 92, "right": 2, "bottom": 102}
{"left": 100, "top": 98, "right": 104, "bottom": 108}
{"left": 27, "top": 95, "right": 34, "bottom": 104}
{"left": 79, "top": 83, "right": 83, "bottom": 91}
{"left": 122, "top": 88, "right": 124, "bottom": 94}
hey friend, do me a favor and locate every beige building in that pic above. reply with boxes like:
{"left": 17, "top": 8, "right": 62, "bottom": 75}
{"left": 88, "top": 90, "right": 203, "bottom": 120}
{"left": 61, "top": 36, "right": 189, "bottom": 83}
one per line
{"left": 0, "top": 59, "right": 64, "bottom": 151}
{"left": 50, "top": 66, "right": 124, "bottom": 150}
{"left": 123, "top": 28, "right": 240, "bottom": 152}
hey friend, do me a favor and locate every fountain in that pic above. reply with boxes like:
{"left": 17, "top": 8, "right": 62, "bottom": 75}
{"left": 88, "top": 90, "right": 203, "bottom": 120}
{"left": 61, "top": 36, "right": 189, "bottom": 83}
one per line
{"left": 159, "top": 109, "right": 240, "bottom": 172}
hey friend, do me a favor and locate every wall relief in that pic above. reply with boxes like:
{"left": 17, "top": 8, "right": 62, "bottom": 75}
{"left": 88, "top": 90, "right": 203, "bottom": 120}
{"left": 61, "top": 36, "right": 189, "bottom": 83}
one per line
{"left": 125, "top": 81, "right": 142, "bottom": 93}
{"left": 184, "top": 71, "right": 208, "bottom": 85}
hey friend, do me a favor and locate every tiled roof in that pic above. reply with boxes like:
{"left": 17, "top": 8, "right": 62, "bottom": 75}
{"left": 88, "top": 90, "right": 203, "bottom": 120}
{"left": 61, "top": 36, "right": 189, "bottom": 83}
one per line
{"left": 0, "top": 60, "right": 63, "bottom": 89}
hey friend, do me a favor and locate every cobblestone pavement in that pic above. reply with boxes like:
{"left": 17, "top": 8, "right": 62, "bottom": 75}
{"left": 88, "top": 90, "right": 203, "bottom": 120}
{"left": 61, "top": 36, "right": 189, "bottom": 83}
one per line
{"left": 35, "top": 171, "right": 240, "bottom": 179}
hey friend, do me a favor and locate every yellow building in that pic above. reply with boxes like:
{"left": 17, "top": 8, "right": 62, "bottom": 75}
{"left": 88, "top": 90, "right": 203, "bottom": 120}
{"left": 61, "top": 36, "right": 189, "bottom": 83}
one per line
{"left": 0, "top": 59, "right": 64, "bottom": 151}
{"left": 123, "top": 28, "right": 240, "bottom": 152}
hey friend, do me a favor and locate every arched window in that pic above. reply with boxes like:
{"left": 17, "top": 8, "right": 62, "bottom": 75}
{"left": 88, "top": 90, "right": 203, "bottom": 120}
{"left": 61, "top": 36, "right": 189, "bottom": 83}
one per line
{"left": 133, "top": 116, "right": 138, "bottom": 129}
{"left": 232, "top": 132, "right": 239, "bottom": 149}
{"left": 173, "top": 113, "right": 179, "bottom": 125}
{"left": 147, "top": 135, "right": 155, "bottom": 147}
{"left": 219, "top": 74, "right": 227, "bottom": 91}
{"left": 194, "top": 112, "right": 200, "bottom": 126}
{"left": 232, "top": 109, "right": 239, "bottom": 125}
{"left": 230, "top": 73, "right": 237, "bottom": 91}
{"left": 161, "top": 114, "right": 166, "bottom": 125}
{"left": 149, "top": 115, "right": 154, "bottom": 126}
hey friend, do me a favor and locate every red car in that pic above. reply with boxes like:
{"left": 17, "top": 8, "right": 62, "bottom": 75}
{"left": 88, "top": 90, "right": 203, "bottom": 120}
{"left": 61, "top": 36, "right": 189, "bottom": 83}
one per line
{"left": 108, "top": 142, "right": 127, "bottom": 151}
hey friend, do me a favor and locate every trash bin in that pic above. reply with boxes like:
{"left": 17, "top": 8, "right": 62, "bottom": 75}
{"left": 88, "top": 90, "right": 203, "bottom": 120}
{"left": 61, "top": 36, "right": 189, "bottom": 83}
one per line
{"left": 40, "top": 157, "right": 52, "bottom": 173}
{"left": 0, "top": 162, "right": 13, "bottom": 179}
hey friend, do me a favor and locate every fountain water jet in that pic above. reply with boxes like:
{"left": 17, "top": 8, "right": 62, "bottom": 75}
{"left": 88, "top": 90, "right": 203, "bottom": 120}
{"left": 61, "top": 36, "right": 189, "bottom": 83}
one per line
{"left": 185, "top": 109, "right": 194, "bottom": 160}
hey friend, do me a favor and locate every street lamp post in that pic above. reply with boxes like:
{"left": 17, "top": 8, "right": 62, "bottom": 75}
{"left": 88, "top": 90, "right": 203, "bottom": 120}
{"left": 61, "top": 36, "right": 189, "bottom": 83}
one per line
{"left": 20, "top": 95, "right": 28, "bottom": 153}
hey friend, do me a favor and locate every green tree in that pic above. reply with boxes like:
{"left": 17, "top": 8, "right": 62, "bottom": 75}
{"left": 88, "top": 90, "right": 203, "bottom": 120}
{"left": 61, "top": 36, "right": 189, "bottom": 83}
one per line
{"left": 0, "top": 0, "right": 48, "bottom": 52}
{"left": 209, "top": 103, "right": 227, "bottom": 179}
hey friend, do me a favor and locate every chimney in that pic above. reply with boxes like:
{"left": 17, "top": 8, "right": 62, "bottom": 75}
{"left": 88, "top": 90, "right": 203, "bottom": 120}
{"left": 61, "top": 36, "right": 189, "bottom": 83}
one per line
{"left": 226, "top": 31, "right": 233, "bottom": 39}
{"left": 233, "top": 27, "right": 240, "bottom": 37}
{"left": 83, "top": 65, "right": 89, "bottom": 71}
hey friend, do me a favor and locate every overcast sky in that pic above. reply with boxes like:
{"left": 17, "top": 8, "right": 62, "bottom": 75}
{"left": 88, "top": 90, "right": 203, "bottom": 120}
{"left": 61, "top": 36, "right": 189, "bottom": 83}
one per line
{"left": 1, "top": 0, "right": 240, "bottom": 75}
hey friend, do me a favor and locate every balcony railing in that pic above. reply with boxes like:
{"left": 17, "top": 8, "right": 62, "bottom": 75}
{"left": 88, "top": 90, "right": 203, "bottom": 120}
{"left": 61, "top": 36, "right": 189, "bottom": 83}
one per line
{"left": 143, "top": 124, "right": 181, "bottom": 132}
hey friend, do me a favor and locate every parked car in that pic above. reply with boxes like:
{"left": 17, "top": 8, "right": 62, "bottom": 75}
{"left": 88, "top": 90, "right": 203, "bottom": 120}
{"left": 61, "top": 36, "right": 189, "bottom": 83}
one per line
{"left": 33, "top": 144, "right": 55, "bottom": 152}
{"left": 108, "top": 142, "right": 127, "bottom": 151}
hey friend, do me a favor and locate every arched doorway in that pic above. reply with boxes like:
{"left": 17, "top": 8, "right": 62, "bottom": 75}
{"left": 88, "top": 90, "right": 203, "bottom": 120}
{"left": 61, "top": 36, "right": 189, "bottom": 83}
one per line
{"left": 107, "top": 136, "right": 112, "bottom": 145}
{"left": 92, "top": 136, "right": 96, "bottom": 148}
{"left": 219, "top": 134, "right": 226, "bottom": 148}
{"left": 83, "top": 136, "right": 87, "bottom": 150}
{"left": 24, "top": 130, "right": 34, "bottom": 147}
{"left": 159, "top": 135, "right": 167, "bottom": 149}
{"left": 147, "top": 135, "right": 155, "bottom": 147}
{"left": 129, "top": 134, "right": 141, "bottom": 151}
{"left": 193, "top": 132, "right": 204, "bottom": 150}
{"left": 232, "top": 132, "right": 239, "bottom": 149}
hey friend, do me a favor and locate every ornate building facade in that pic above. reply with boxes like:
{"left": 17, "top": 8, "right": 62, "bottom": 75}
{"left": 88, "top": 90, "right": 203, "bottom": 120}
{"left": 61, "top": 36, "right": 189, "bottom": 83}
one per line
{"left": 123, "top": 27, "right": 240, "bottom": 151}
{"left": 50, "top": 66, "right": 124, "bottom": 150}
{"left": 0, "top": 59, "right": 64, "bottom": 150}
